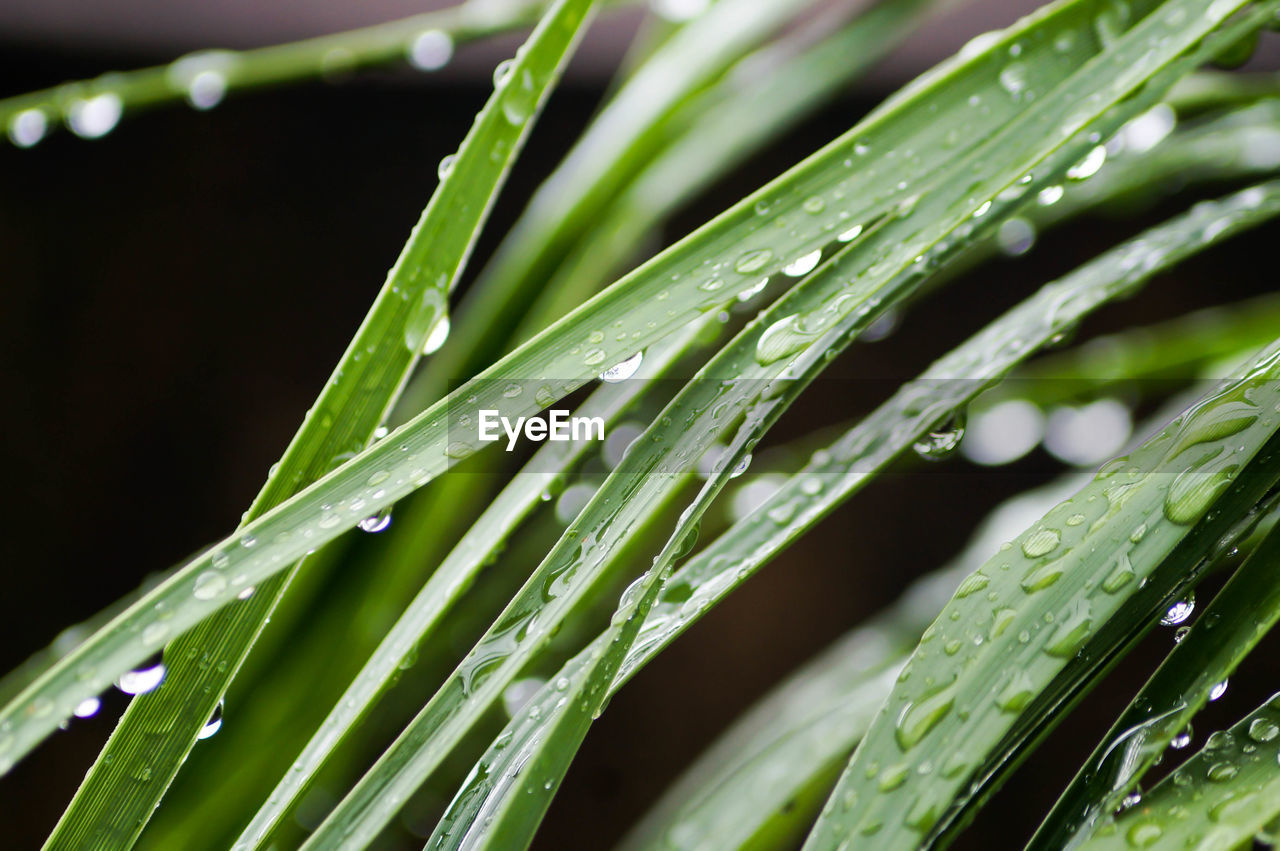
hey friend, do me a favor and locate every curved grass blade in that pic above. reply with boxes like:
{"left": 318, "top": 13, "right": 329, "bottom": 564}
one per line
{"left": 0, "top": 0, "right": 1250, "bottom": 779}
{"left": 0, "top": 0, "right": 555, "bottom": 147}
{"left": 426, "top": 178, "right": 1280, "bottom": 851}
{"left": 230, "top": 316, "right": 706, "bottom": 849}
{"left": 620, "top": 476, "right": 1085, "bottom": 851}
{"left": 1029, "top": 501, "right": 1280, "bottom": 848}
{"left": 42, "top": 0, "right": 600, "bottom": 846}
{"left": 300, "top": 193, "right": 921, "bottom": 848}
{"left": 502, "top": 0, "right": 945, "bottom": 341}
{"left": 1078, "top": 692, "right": 1280, "bottom": 850}
{"left": 803, "top": 344, "right": 1280, "bottom": 848}
{"left": 979, "top": 292, "right": 1280, "bottom": 414}
{"left": 624, "top": 180, "right": 1280, "bottom": 684}
{"left": 433, "top": 0, "right": 816, "bottom": 384}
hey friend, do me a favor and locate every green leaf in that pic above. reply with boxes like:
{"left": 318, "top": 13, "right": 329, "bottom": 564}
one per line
{"left": 620, "top": 476, "right": 1084, "bottom": 851}
{"left": 1078, "top": 692, "right": 1280, "bottom": 850}
{"left": 1, "top": 0, "right": 1254, "bottom": 788}
{"left": 805, "top": 348, "right": 1280, "bottom": 845}
{"left": 433, "top": 0, "right": 818, "bottom": 385}
{"left": 1029, "top": 499, "right": 1280, "bottom": 848}
{"left": 0, "top": 0, "right": 553, "bottom": 146}
{"left": 432, "top": 177, "right": 1280, "bottom": 851}
{"left": 42, "top": 0, "right": 599, "bottom": 846}
{"left": 230, "top": 314, "right": 709, "bottom": 848}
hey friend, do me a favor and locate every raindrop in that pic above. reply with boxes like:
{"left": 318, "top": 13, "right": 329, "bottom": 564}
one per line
{"left": 1209, "top": 678, "right": 1228, "bottom": 701}
{"left": 1160, "top": 594, "right": 1194, "bottom": 626}
{"left": 1171, "top": 730, "right": 1192, "bottom": 749}
{"left": 913, "top": 413, "right": 966, "bottom": 461}
{"left": 730, "top": 453, "right": 752, "bottom": 479}
{"left": 600, "top": 351, "right": 643, "bottom": 383}
{"left": 1037, "top": 185, "right": 1065, "bottom": 206}
{"left": 492, "top": 59, "right": 515, "bottom": 88}
{"left": 67, "top": 93, "right": 123, "bottom": 139}
{"left": 8, "top": 109, "right": 47, "bottom": 147}
{"left": 73, "top": 697, "right": 101, "bottom": 719}
{"left": 193, "top": 570, "right": 228, "bottom": 601}
{"left": 998, "top": 63, "right": 1028, "bottom": 98}
{"left": 422, "top": 314, "right": 450, "bottom": 354}
{"left": 861, "top": 308, "right": 899, "bottom": 342}
{"left": 734, "top": 249, "right": 773, "bottom": 274}
{"left": 438, "top": 153, "right": 458, "bottom": 180}
{"left": 197, "top": 701, "right": 224, "bottom": 740}
{"left": 185, "top": 71, "right": 227, "bottom": 110}
{"left": 837, "top": 223, "right": 864, "bottom": 243}
{"left": 358, "top": 508, "right": 393, "bottom": 533}
{"left": 1250, "top": 717, "right": 1280, "bottom": 743}
{"left": 407, "top": 29, "right": 453, "bottom": 71}
{"left": 1067, "top": 145, "right": 1107, "bottom": 180}
{"left": 118, "top": 654, "right": 166, "bottom": 695}
{"left": 996, "top": 218, "right": 1036, "bottom": 256}
{"left": 782, "top": 249, "right": 822, "bottom": 277}
{"left": 736, "top": 278, "right": 768, "bottom": 301}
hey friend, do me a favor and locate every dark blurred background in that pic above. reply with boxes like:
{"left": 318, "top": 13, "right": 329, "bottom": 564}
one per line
{"left": 4, "top": 1, "right": 1280, "bottom": 848}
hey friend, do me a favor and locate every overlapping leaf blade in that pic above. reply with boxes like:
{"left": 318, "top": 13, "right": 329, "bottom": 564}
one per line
{"left": 41, "top": 0, "right": 600, "bottom": 845}
{"left": 1030, "top": 502, "right": 1280, "bottom": 848}
{"left": 1078, "top": 692, "right": 1280, "bottom": 850}
{"left": 429, "top": 179, "right": 1280, "bottom": 851}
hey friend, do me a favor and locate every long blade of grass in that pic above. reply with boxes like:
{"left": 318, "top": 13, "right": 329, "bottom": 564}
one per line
{"left": 620, "top": 476, "right": 1085, "bottom": 851}
{"left": 0, "top": 0, "right": 558, "bottom": 147}
{"left": 426, "top": 178, "right": 1280, "bottom": 851}
{"left": 1077, "top": 692, "right": 1280, "bottom": 850}
{"left": 300, "top": 184, "right": 922, "bottom": 848}
{"left": 1029, "top": 500, "right": 1280, "bottom": 848}
{"left": 501, "top": 0, "right": 947, "bottom": 342}
{"left": 432, "top": 0, "right": 817, "bottom": 385}
{"left": 230, "top": 315, "right": 707, "bottom": 848}
{"left": 41, "top": 1, "right": 599, "bottom": 846}
{"left": 0, "top": 0, "right": 1252, "bottom": 781}
{"left": 805, "top": 345, "right": 1280, "bottom": 845}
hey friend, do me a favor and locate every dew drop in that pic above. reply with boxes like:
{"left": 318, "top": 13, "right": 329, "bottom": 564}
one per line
{"left": 408, "top": 29, "right": 453, "bottom": 71}
{"left": 1171, "top": 730, "right": 1192, "bottom": 749}
{"left": 73, "top": 697, "right": 101, "bottom": 719}
{"left": 438, "top": 153, "right": 458, "bottom": 180}
{"left": 1037, "top": 185, "right": 1064, "bottom": 206}
{"left": 358, "top": 508, "right": 393, "bottom": 533}
{"left": 600, "top": 351, "right": 643, "bottom": 383}
{"left": 67, "top": 93, "right": 123, "bottom": 139}
{"left": 492, "top": 59, "right": 515, "bottom": 88}
{"left": 193, "top": 570, "right": 227, "bottom": 601}
{"left": 1067, "top": 145, "right": 1107, "bottom": 180}
{"left": 197, "top": 701, "right": 224, "bottom": 740}
{"left": 1209, "top": 678, "right": 1228, "bottom": 701}
{"left": 8, "top": 109, "right": 47, "bottom": 148}
{"left": 782, "top": 249, "right": 822, "bottom": 277}
{"left": 996, "top": 218, "right": 1036, "bottom": 256}
{"left": 422, "top": 314, "right": 450, "bottom": 354}
{"left": 1160, "top": 594, "right": 1194, "bottom": 626}
{"left": 837, "top": 224, "right": 864, "bottom": 243}
{"left": 913, "top": 414, "right": 966, "bottom": 461}
{"left": 1250, "top": 717, "right": 1280, "bottom": 742}
{"left": 734, "top": 249, "right": 774, "bottom": 274}
{"left": 118, "top": 654, "right": 166, "bottom": 695}
{"left": 1021, "top": 528, "right": 1061, "bottom": 558}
